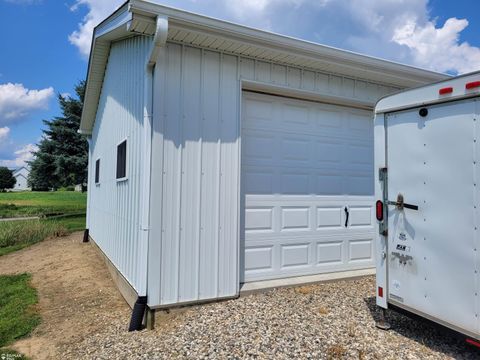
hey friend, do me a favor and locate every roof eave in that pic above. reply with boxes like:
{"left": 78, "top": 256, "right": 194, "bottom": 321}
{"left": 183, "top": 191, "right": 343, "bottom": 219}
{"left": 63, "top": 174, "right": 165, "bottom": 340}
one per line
{"left": 80, "top": 0, "right": 449, "bottom": 134}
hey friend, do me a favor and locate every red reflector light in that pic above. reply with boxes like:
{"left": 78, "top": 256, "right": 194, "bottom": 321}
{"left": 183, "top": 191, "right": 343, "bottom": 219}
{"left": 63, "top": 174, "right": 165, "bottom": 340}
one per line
{"left": 378, "top": 286, "right": 383, "bottom": 298}
{"left": 466, "top": 81, "right": 480, "bottom": 90}
{"left": 466, "top": 338, "right": 480, "bottom": 348}
{"left": 376, "top": 200, "right": 384, "bottom": 222}
{"left": 439, "top": 87, "right": 453, "bottom": 95}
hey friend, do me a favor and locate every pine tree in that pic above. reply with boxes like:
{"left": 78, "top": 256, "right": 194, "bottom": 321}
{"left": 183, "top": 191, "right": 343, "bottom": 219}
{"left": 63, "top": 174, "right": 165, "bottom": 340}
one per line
{"left": 29, "top": 81, "right": 88, "bottom": 191}
{"left": 0, "top": 167, "right": 16, "bottom": 191}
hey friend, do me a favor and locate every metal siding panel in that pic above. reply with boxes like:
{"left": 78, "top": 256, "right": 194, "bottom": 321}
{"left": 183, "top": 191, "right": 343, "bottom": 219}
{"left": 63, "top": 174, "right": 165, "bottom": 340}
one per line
{"left": 179, "top": 46, "right": 202, "bottom": 302}
{"left": 199, "top": 50, "right": 221, "bottom": 298}
{"left": 272, "top": 64, "right": 287, "bottom": 85}
{"left": 219, "top": 54, "right": 240, "bottom": 297}
{"left": 161, "top": 43, "right": 183, "bottom": 304}
{"left": 88, "top": 36, "right": 151, "bottom": 293}
{"left": 287, "top": 67, "right": 301, "bottom": 88}
{"left": 256, "top": 61, "right": 271, "bottom": 83}
{"left": 150, "top": 45, "right": 240, "bottom": 306}
{"left": 147, "top": 42, "right": 168, "bottom": 307}
{"left": 239, "top": 58, "right": 255, "bottom": 80}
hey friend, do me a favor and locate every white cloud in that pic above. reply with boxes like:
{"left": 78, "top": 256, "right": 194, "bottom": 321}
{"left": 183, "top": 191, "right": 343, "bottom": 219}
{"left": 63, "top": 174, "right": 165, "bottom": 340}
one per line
{"left": 0, "top": 83, "right": 54, "bottom": 126}
{"left": 68, "top": 0, "right": 480, "bottom": 74}
{"left": 393, "top": 18, "right": 480, "bottom": 74}
{"left": 69, "top": 0, "right": 124, "bottom": 58}
{"left": 0, "top": 143, "right": 37, "bottom": 168}
{"left": 0, "top": 126, "right": 10, "bottom": 142}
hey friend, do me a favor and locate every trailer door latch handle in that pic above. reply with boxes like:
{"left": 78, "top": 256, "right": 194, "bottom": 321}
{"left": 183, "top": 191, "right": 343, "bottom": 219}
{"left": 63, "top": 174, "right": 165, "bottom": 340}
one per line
{"left": 344, "top": 206, "right": 349, "bottom": 227}
{"left": 387, "top": 193, "right": 419, "bottom": 211}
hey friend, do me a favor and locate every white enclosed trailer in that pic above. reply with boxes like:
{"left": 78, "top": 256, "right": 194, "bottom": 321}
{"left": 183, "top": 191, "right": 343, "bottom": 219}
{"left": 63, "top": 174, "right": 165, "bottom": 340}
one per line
{"left": 375, "top": 71, "right": 480, "bottom": 343}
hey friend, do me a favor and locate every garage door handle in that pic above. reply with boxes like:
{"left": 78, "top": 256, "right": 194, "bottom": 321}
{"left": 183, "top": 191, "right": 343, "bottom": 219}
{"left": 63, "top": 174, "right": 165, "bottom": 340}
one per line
{"left": 344, "top": 206, "right": 349, "bottom": 228}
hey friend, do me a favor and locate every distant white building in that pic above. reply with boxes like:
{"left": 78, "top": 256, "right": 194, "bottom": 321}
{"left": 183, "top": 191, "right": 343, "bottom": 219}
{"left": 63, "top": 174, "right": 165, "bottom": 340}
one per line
{"left": 12, "top": 166, "right": 31, "bottom": 191}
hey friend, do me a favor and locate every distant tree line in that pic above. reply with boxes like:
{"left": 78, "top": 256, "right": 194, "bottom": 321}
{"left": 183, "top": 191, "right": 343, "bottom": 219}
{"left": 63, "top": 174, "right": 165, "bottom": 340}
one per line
{"left": 28, "top": 81, "right": 88, "bottom": 191}
{"left": 0, "top": 167, "right": 16, "bottom": 191}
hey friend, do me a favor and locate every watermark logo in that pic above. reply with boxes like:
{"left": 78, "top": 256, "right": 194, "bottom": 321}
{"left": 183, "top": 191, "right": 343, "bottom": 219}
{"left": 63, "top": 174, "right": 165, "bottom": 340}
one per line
{"left": 1, "top": 352, "right": 22, "bottom": 360}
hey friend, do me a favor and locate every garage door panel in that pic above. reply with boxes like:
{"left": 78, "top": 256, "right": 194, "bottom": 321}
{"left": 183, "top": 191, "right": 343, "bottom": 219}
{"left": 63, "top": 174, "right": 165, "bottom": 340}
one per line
{"left": 344, "top": 175, "right": 373, "bottom": 195}
{"left": 243, "top": 132, "right": 275, "bottom": 160}
{"left": 243, "top": 169, "right": 274, "bottom": 194}
{"left": 244, "top": 246, "right": 274, "bottom": 271}
{"left": 317, "top": 207, "right": 343, "bottom": 229}
{"left": 315, "top": 141, "right": 343, "bottom": 163}
{"left": 242, "top": 92, "right": 375, "bottom": 282}
{"left": 280, "top": 173, "right": 310, "bottom": 194}
{"left": 348, "top": 206, "right": 373, "bottom": 228}
{"left": 348, "top": 239, "right": 374, "bottom": 262}
{"left": 245, "top": 207, "right": 274, "bottom": 233}
{"left": 315, "top": 174, "right": 345, "bottom": 194}
{"left": 315, "top": 108, "right": 344, "bottom": 129}
{"left": 280, "top": 206, "right": 311, "bottom": 231}
{"left": 317, "top": 241, "right": 343, "bottom": 265}
{"left": 281, "top": 244, "right": 310, "bottom": 268}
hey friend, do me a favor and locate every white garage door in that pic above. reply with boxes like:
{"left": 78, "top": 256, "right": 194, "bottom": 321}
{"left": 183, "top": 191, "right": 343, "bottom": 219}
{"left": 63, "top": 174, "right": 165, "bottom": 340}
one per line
{"left": 241, "top": 92, "right": 375, "bottom": 282}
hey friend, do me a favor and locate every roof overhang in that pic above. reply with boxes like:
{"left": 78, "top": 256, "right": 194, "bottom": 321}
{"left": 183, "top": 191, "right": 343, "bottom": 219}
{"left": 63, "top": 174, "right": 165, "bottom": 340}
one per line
{"left": 79, "top": 0, "right": 449, "bottom": 135}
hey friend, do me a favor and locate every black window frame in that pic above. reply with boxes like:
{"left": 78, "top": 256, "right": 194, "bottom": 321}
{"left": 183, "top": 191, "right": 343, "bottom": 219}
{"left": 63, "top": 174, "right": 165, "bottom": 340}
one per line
{"left": 95, "top": 158, "right": 100, "bottom": 184}
{"left": 116, "top": 139, "right": 127, "bottom": 180}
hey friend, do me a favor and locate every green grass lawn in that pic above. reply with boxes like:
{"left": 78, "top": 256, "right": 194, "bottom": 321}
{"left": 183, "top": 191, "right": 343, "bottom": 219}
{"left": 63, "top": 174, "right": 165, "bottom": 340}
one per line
{"left": 0, "top": 273, "right": 40, "bottom": 349}
{"left": 0, "top": 191, "right": 87, "bottom": 218}
{"left": 0, "top": 191, "right": 87, "bottom": 256}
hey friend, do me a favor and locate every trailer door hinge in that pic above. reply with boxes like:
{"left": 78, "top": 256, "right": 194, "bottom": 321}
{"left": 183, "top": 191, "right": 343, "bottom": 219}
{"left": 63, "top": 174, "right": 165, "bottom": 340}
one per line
{"left": 379, "top": 167, "right": 388, "bottom": 181}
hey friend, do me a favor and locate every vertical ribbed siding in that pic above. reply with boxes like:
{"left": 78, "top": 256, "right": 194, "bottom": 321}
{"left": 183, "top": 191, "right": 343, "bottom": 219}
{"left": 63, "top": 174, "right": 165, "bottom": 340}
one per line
{"left": 88, "top": 35, "right": 152, "bottom": 294}
{"left": 148, "top": 42, "right": 400, "bottom": 307}
{"left": 148, "top": 43, "right": 402, "bottom": 306}
{"left": 149, "top": 43, "right": 240, "bottom": 306}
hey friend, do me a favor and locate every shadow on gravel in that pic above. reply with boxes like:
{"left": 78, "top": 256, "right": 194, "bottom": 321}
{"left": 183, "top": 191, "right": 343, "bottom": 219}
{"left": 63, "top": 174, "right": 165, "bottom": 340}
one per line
{"left": 364, "top": 296, "right": 480, "bottom": 359}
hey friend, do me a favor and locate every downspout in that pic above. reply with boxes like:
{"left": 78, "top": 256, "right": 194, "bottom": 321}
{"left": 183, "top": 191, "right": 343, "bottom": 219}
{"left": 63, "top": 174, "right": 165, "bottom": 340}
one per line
{"left": 129, "top": 14, "right": 168, "bottom": 332}
{"left": 83, "top": 137, "right": 93, "bottom": 243}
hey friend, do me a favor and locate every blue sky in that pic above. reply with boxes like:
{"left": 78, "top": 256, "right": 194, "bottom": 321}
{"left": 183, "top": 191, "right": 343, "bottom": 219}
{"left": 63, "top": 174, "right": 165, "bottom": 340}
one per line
{"left": 0, "top": 0, "right": 479, "bottom": 167}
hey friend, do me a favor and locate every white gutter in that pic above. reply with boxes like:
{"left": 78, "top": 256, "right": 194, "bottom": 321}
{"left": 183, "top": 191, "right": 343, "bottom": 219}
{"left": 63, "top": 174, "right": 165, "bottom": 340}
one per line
{"left": 138, "top": 15, "right": 168, "bottom": 297}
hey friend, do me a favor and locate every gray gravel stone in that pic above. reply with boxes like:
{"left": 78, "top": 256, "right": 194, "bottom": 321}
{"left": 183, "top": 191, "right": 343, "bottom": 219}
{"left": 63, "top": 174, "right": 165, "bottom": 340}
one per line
{"left": 61, "top": 276, "right": 480, "bottom": 359}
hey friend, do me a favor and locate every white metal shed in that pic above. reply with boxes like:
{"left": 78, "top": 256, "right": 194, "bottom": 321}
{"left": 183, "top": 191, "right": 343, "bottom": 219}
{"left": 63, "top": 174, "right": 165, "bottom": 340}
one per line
{"left": 79, "top": 0, "right": 447, "bottom": 322}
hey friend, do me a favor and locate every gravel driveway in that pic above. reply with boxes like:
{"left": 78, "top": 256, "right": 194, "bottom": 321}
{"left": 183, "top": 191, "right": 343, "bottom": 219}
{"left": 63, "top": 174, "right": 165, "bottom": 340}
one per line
{"left": 2, "top": 234, "right": 477, "bottom": 359}
{"left": 63, "top": 276, "right": 479, "bottom": 359}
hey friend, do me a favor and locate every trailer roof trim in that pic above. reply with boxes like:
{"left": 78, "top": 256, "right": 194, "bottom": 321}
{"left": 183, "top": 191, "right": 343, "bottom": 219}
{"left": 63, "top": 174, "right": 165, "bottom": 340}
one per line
{"left": 375, "top": 70, "right": 480, "bottom": 114}
{"left": 80, "top": 0, "right": 448, "bottom": 134}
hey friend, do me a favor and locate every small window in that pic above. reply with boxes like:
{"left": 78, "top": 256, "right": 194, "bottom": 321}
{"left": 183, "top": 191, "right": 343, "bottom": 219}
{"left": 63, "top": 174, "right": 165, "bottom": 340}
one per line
{"left": 116, "top": 140, "right": 127, "bottom": 180}
{"left": 95, "top": 159, "right": 100, "bottom": 184}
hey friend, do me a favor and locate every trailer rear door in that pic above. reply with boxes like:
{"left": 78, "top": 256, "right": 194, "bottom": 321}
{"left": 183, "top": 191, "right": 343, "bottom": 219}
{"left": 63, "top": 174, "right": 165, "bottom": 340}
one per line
{"left": 386, "top": 99, "right": 478, "bottom": 335}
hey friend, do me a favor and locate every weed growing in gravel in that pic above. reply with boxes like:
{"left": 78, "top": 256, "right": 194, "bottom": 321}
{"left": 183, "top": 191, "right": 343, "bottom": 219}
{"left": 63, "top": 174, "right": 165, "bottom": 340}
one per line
{"left": 326, "top": 344, "right": 347, "bottom": 359}
{"left": 0, "top": 220, "right": 68, "bottom": 256}
{"left": 0, "top": 273, "right": 40, "bottom": 347}
{"left": 347, "top": 323, "right": 357, "bottom": 337}
{"left": 295, "top": 286, "right": 315, "bottom": 295}
{"left": 318, "top": 306, "right": 329, "bottom": 315}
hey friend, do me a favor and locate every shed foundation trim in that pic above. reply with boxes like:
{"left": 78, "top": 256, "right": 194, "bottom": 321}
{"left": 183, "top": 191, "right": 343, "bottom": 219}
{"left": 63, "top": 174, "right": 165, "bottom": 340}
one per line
{"left": 240, "top": 268, "right": 375, "bottom": 295}
{"left": 89, "top": 235, "right": 138, "bottom": 309}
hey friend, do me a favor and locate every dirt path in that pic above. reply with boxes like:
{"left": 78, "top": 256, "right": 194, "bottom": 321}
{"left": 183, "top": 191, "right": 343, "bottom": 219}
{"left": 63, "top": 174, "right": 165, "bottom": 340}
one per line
{"left": 0, "top": 233, "right": 129, "bottom": 359}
